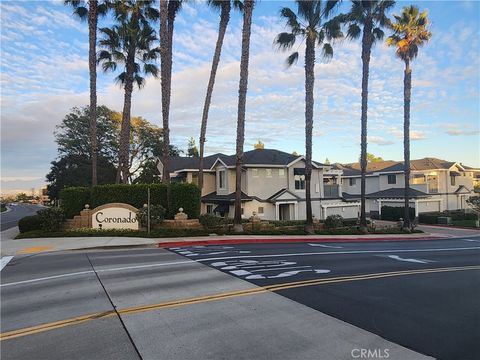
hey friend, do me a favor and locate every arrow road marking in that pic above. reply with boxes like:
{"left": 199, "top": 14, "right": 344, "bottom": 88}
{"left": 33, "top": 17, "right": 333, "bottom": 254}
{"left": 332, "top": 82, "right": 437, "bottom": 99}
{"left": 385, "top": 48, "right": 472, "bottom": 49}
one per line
{"left": 308, "top": 243, "right": 343, "bottom": 248}
{"left": 387, "top": 255, "right": 433, "bottom": 264}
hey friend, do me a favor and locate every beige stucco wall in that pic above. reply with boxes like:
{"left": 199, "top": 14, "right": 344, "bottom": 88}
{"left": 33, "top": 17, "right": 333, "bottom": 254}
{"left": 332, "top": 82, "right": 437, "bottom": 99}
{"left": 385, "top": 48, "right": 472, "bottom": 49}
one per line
{"left": 245, "top": 167, "right": 288, "bottom": 199}
{"left": 342, "top": 176, "right": 379, "bottom": 195}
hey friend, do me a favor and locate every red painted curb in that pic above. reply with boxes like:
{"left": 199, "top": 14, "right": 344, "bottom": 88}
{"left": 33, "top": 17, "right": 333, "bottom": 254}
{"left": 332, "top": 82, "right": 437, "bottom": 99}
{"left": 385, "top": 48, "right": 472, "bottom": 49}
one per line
{"left": 419, "top": 224, "right": 480, "bottom": 231}
{"left": 157, "top": 236, "right": 444, "bottom": 248}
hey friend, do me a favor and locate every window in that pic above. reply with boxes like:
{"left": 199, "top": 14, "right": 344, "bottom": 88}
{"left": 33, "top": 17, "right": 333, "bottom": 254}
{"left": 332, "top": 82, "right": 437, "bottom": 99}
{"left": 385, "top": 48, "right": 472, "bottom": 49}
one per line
{"left": 241, "top": 207, "right": 244, "bottom": 215}
{"left": 258, "top": 206, "right": 264, "bottom": 214}
{"left": 450, "top": 175, "right": 456, "bottom": 186}
{"left": 206, "top": 205, "right": 213, "bottom": 214}
{"left": 219, "top": 170, "right": 226, "bottom": 189}
{"left": 252, "top": 169, "right": 259, "bottom": 177}
{"left": 279, "top": 169, "right": 285, "bottom": 177}
{"left": 266, "top": 169, "right": 272, "bottom": 178}
{"left": 294, "top": 168, "right": 305, "bottom": 190}
{"left": 349, "top": 178, "right": 356, "bottom": 186}
{"left": 387, "top": 174, "right": 396, "bottom": 184}
{"left": 410, "top": 174, "right": 426, "bottom": 184}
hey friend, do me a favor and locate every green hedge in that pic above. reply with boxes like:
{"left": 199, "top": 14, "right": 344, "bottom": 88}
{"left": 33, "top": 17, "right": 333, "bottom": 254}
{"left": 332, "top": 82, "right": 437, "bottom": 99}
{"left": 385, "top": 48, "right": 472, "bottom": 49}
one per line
{"left": 60, "top": 187, "right": 91, "bottom": 218}
{"left": 419, "top": 211, "right": 477, "bottom": 224}
{"left": 18, "top": 215, "right": 43, "bottom": 233}
{"left": 381, "top": 206, "right": 415, "bottom": 221}
{"left": 60, "top": 183, "right": 200, "bottom": 220}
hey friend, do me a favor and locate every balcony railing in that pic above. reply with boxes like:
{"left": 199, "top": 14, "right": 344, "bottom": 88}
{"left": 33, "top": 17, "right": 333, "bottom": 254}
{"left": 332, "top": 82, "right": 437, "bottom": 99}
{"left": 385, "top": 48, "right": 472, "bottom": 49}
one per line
{"left": 324, "top": 184, "right": 339, "bottom": 198}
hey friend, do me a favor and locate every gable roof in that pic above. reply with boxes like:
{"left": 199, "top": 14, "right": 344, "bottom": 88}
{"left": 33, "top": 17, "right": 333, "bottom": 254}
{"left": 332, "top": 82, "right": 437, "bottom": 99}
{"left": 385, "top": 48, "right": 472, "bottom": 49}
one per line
{"left": 267, "top": 188, "right": 301, "bottom": 201}
{"left": 336, "top": 157, "right": 465, "bottom": 176}
{"left": 159, "top": 153, "right": 226, "bottom": 172}
{"left": 366, "top": 187, "right": 429, "bottom": 199}
{"left": 160, "top": 149, "right": 325, "bottom": 172}
{"left": 201, "top": 191, "right": 252, "bottom": 203}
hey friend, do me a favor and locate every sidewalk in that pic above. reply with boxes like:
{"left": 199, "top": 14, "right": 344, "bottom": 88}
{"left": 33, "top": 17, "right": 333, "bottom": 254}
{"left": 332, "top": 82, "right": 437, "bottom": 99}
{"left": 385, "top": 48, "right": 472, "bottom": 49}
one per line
{"left": 1, "top": 224, "right": 467, "bottom": 256}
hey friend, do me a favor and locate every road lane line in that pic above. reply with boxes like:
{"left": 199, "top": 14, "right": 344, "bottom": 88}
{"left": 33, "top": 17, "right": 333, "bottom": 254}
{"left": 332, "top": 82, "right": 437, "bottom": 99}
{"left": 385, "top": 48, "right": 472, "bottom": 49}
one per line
{"left": 197, "top": 246, "right": 480, "bottom": 262}
{"left": 0, "top": 256, "right": 14, "bottom": 271}
{"left": 0, "top": 259, "right": 197, "bottom": 288}
{"left": 1, "top": 265, "right": 479, "bottom": 341}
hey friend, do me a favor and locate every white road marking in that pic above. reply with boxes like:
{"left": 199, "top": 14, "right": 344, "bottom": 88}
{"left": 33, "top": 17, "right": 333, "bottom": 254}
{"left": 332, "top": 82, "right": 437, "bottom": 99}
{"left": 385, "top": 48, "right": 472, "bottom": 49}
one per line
{"left": 308, "top": 243, "right": 343, "bottom": 248}
{"left": 464, "top": 239, "right": 480, "bottom": 243}
{"left": 387, "top": 255, "right": 432, "bottom": 264}
{"left": 198, "top": 247, "right": 480, "bottom": 262}
{"left": 251, "top": 266, "right": 311, "bottom": 272}
{"left": 230, "top": 270, "right": 251, "bottom": 276}
{"left": 1, "top": 256, "right": 14, "bottom": 271}
{"left": 0, "top": 259, "right": 196, "bottom": 288}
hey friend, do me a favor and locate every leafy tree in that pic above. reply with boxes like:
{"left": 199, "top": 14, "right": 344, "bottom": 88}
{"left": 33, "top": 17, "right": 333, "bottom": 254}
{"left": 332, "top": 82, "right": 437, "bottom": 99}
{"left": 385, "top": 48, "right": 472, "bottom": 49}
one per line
{"left": 324, "top": 157, "right": 331, "bottom": 165}
{"left": 55, "top": 106, "right": 118, "bottom": 163}
{"left": 98, "top": 0, "right": 160, "bottom": 184}
{"left": 466, "top": 196, "right": 480, "bottom": 220}
{"left": 387, "top": 5, "right": 431, "bottom": 230}
{"left": 198, "top": 0, "right": 243, "bottom": 191}
{"left": 254, "top": 141, "right": 264, "bottom": 149}
{"left": 159, "top": 0, "right": 183, "bottom": 184}
{"left": 367, "top": 153, "right": 384, "bottom": 162}
{"left": 233, "top": 0, "right": 254, "bottom": 233}
{"left": 275, "top": 0, "right": 343, "bottom": 233}
{"left": 15, "top": 193, "right": 32, "bottom": 202}
{"left": 47, "top": 155, "right": 117, "bottom": 200}
{"left": 64, "top": 0, "right": 109, "bottom": 186}
{"left": 339, "top": 0, "right": 395, "bottom": 232}
{"left": 47, "top": 106, "right": 179, "bottom": 197}
{"left": 187, "top": 137, "right": 199, "bottom": 157}
{"left": 133, "top": 159, "right": 162, "bottom": 184}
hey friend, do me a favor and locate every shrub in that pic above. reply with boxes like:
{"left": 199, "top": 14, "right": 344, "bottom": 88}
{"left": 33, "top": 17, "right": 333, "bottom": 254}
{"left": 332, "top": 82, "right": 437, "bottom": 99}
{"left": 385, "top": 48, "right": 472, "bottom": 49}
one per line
{"left": 381, "top": 206, "right": 415, "bottom": 221}
{"left": 418, "top": 213, "right": 439, "bottom": 224}
{"left": 136, "top": 205, "right": 166, "bottom": 227}
{"left": 325, "top": 214, "right": 344, "bottom": 229}
{"left": 60, "top": 187, "right": 91, "bottom": 219}
{"left": 60, "top": 183, "right": 199, "bottom": 219}
{"left": 169, "top": 182, "right": 201, "bottom": 219}
{"left": 18, "top": 215, "right": 43, "bottom": 233}
{"left": 37, "top": 207, "right": 66, "bottom": 231}
{"left": 199, "top": 214, "right": 224, "bottom": 229}
{"left": 269, "top": 220, "right": 307, "bottom": 227}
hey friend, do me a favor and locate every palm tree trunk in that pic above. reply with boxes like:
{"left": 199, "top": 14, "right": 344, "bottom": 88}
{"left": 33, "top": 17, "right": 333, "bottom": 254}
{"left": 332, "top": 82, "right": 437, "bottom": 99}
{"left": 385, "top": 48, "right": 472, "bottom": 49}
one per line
{"left": 304, "top": 36, "right": 315, "bottom": 234}
{"left": 403, "top": 59, "right": 412, "bottom": 230}
{"left": 160, "top": 0, "right": 170, "bottom": 184}
{"left": 199, "top": 2, "right": 231, "bottom": 192}
{"left": 88, "top": 0, "right": 98, "bottom": 186}
{"left": 233, "top": 0, "right": 253, "bottom": 233}
{"left": 359, "top": 19, "right": 373, "bottom": 232}
{"left": 118, "top": 53, "right": 135, "bottom": 184}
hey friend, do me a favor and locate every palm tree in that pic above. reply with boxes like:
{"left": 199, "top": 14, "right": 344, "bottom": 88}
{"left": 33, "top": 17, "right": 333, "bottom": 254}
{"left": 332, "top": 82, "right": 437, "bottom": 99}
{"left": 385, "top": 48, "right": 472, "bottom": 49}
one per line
{"left": 387, "top": 5, "right": 431, "bottom": 230}
{"left": 198, "top": 0, "right": 243, "bottom": 192}
{"left": 64, "top": 0, "right": 109, "bottom": 186}
{"left": 275, "top": 0, "right": 343, "bottom": 234}
{"left": 98, "top": 0, "right": 160, "bottom": 183}
{"left": 233, "top": 0, "right": 254, "bottom": 233}
{"left": 159, "top": 0, "right": 182, "bottom": 184}
{"left": 340, "top": 0, "right": 395, "bottom": 232}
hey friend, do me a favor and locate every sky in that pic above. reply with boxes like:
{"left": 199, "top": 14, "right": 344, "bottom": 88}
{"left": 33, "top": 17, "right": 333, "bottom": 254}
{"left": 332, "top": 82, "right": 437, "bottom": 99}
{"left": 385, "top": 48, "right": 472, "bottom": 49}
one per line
{"left": 1, "top": 0, "right": 479, "bottom": 195}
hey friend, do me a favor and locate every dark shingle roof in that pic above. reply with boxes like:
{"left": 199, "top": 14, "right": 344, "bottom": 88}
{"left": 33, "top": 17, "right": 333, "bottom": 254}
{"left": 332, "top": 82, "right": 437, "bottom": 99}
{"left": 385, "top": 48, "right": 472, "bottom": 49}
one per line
{"left": 366, "top": 187, "right": 429, "bottom": 199}
{"left": 162, "top": 149, "right": 323, "bottom": 172}
{"left": 337, "top": 157, "right": 460, "bottom": 176}
{"left": 201, "top": 191, "right": 252, "bottom": 203}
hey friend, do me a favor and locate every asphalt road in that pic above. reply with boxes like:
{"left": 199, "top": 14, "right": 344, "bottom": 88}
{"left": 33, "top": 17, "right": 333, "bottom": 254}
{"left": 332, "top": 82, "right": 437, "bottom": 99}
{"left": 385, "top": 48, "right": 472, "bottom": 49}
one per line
{"left": 0, "top": 203, "right": 44, "bottom": 231}
{"left": 1, "top": 236, "right": 479, "bottom": 360}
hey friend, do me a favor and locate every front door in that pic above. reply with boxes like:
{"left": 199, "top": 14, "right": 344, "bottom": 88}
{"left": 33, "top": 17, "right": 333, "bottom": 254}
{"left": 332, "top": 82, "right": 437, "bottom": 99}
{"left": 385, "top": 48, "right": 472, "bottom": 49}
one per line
{"left": 279, "top": 204, "right": 290, "bottom": 221}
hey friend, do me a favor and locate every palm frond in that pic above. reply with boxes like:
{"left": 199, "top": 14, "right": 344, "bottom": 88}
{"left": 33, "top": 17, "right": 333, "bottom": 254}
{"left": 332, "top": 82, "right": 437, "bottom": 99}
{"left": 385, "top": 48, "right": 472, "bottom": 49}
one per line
{"left": 279, "top": 7, "right": 301, "bottom": 31}
{"left": 144, "top": 63, "right": 158, "bottom": 78}
{"left": 134, "top": 74, "right": 146, "bottom": 89}
{"left": 275, "top": 32, "right": 296, "bottom": 50}
{"left": 347, "top": 23, "right": 361, "bottom": 39}
{"left": 286, "top": 52, "right": 299, "bottom": 67}
{"left": 322, "top": 43, "right": 334, "bottom": 60}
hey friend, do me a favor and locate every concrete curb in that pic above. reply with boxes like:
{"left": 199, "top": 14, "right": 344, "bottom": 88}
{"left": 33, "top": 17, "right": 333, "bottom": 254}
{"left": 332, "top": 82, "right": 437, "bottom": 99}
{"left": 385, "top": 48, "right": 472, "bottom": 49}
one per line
{"left": 418, "top": 223, "right": 480, "bottom": 231}
{"left": 157, "top": 235, "right": 445, "bottom": 248}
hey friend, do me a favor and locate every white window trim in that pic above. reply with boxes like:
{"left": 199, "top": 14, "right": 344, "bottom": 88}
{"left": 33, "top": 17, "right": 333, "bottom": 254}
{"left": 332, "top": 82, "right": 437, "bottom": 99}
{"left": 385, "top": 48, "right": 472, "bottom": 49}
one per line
{"left": 219, "top": 170, "right": 227, "bottom": 190}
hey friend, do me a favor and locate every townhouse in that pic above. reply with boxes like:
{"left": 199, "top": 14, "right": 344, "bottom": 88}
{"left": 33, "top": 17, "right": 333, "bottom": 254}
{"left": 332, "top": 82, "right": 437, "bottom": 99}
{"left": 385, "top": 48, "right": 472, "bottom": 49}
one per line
{"left": 157, "top": 148, "right": 360, "bottom": 221}
{"left": 336, "top": 158, "right": 480, "bottom": 217}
